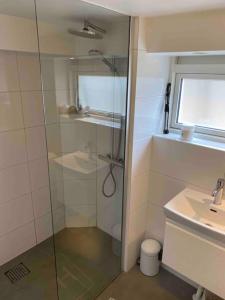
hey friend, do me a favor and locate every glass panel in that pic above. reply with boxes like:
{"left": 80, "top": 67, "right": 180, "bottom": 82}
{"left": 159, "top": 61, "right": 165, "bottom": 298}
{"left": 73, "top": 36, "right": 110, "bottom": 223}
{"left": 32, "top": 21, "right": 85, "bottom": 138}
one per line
{"left": 0, "top": 1, "right": 58, "bottom": 299}
{"left": 178, "top": 77, "right": 225, "bottom": 130}
{"left": 78, "top": 73, "right": 127, "bottom": 114}
{"left": 35, "top": 0, "right": 130, "bottom": 299}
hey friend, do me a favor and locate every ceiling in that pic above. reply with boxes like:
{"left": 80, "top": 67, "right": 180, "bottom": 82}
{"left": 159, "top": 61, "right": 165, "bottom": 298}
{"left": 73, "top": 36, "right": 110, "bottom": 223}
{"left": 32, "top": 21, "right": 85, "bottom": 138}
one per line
{"left": 83, "top": 0, "right": 225, "bottom": 16}
{"left": 0, "top": 0, "right": 125, "bottom": 23}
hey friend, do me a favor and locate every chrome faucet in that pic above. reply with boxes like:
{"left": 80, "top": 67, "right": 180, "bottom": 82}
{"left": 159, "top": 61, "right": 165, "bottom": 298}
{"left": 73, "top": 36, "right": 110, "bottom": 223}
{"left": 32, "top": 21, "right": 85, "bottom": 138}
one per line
{"left": 211, "top": 178, "right": 225, "bottom": 205}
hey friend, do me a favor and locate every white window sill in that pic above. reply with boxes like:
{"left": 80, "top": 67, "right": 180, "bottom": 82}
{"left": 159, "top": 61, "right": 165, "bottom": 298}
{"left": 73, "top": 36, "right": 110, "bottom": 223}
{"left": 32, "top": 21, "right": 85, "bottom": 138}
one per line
{"left": 59, "top": 114, "right": 121, "bottom": 129}
{"left": 154, "top": 133, "right": 225, "bottom": 153}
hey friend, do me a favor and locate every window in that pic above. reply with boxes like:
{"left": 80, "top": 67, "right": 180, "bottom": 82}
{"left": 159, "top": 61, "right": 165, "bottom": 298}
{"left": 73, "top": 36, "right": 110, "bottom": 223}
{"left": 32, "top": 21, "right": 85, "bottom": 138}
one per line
{"left": 171, "top": 72, "right": 225, "bottom": 138}
{"left": 78, "top": 74, "right": 127, "bottom": 116}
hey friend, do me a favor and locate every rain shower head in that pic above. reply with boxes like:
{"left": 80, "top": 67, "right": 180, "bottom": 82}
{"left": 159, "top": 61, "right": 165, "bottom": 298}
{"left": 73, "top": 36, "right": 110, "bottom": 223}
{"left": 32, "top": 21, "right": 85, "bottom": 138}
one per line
{"left": 68, "top": 21, "right": 106, "bottom": 40}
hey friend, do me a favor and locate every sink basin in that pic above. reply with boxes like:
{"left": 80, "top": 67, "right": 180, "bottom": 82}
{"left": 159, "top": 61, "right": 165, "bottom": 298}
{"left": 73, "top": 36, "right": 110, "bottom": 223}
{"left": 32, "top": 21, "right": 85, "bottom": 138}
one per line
{"left": 164, "top": 188, "right": 225, "bottom": 243}
{"left": 53, "top": 151, "right": 108, "bottom": 175}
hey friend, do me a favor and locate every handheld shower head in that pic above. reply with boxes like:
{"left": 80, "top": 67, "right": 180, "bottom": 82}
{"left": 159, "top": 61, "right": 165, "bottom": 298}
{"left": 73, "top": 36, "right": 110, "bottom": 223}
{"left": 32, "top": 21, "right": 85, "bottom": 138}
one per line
{"left": 88, "top": 49, "right": 117, "bottom": 73}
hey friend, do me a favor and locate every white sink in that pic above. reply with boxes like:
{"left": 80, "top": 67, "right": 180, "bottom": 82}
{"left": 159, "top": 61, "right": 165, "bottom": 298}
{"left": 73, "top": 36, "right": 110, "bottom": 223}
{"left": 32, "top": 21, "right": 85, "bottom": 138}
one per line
{"left": 164, "top": 188, "right": 225, "bottom": 243}
{"left": 53, "top": 151, "right": 108, "bottom": 175}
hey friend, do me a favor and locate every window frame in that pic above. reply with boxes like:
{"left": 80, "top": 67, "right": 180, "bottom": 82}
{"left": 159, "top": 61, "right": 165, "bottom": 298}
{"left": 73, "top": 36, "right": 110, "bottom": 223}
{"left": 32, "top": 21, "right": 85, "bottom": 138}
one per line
{"left": 170, "top": 64, "right": 225, "bottom": 139}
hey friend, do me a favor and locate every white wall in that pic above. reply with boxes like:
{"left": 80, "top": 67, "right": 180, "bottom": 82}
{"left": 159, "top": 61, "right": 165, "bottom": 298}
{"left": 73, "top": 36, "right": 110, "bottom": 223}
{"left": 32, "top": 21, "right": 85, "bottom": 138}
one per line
{"left": 124, "top": 15, "right": 225, "bottom": 278}
{"left": 51, "top": 57, "right": 127, "bottom": 233}
{"left": 121, "top": 16, "right": 225, "bottom": 283}
{"left": 0, "top": 50, "right": 64, "bottom": 266}
{"left": 145, "top": 9, "right": 225, "bottom": 54}
{"left": 0, "top": 13, "right": 130, "bottom": 57}
{"left": 146, "top": 136, "right": 225, "bottom": 243}
{"left": 0, "top": 7, "right": 129, "bottom": 266}
{"left": 124, "top": 17, "right": 171, "bottom": 271}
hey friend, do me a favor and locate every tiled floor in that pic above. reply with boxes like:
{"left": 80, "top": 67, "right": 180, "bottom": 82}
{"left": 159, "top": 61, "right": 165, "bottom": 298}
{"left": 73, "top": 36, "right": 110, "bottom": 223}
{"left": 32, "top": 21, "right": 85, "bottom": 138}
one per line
{"left": 55, "top": 227, "right": 121, "bottom": 300}
{"left": 0, "top": 227, "right": 210, "bottom": 300}
{"left": 0, "top": 237, "right": 58, "bottom": 300}
{"left": 0, "top": 227, "right": 121, "bottom": 300}
{"left": 97, "top": 265, "right": 196, "bottom": 300}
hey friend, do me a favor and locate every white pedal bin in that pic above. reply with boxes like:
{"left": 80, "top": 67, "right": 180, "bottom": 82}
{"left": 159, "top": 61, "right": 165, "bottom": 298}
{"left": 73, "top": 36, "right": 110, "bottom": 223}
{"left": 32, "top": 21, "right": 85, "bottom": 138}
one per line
{"left": 140, "top": 239, "right": 161, "bottom": 276}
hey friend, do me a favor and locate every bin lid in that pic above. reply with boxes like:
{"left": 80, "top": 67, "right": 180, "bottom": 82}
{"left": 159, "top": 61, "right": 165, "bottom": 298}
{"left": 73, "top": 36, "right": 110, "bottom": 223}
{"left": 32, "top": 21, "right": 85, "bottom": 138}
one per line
{"left": 141, "top": 239, "right": 161, "bottom": 256}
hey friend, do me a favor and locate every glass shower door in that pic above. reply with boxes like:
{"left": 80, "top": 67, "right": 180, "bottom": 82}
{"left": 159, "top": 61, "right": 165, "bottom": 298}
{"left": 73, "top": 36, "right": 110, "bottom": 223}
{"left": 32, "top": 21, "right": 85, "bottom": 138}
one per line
{"left": 0, "top": 1, "right": 58, "bottom": 299}
{"left": 35, "top": 0, "right": 130, "bottom": 298}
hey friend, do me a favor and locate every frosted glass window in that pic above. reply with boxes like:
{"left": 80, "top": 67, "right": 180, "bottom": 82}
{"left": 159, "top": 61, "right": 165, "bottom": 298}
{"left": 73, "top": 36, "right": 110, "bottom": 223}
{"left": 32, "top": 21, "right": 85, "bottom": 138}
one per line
{"left": 78, "top": 75, "right": 127, "bottom": 115}
{"left": 177, "top": 78, "right": 225, "bottom": 131}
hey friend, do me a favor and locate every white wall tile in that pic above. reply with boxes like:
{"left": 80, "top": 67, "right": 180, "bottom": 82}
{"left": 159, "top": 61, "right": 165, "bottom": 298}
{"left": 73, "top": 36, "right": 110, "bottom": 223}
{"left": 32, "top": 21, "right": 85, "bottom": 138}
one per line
{"left": 55, "top": 89, "right": 70, "bottom": 107}
{"left": 146, "top": 203, "right": 165, "bottom": 243}
{"left": 0, "top": 92, "right": 23, "bottom": 132}
{"left": 60, "top": 123, "right": 76, "bottom": 153}
{"left": 151, "top": 137, "right": 225, "bottom": 191}
{"left": 0, "top": 194, "right": 33, "bottom": 237}
{"left": 40, "top": 57, "right": 55, "bottom": 91}
{"left": 0, "top": 164, "right": 30, "bottom": 204}
{"left": 0, "top": 129, "right": 27, "bottom": 169}
{"left": 125, "top": 237, "right": 143, "bottom": 272}
{"left": 65, "top": 205, "right": 96, "bottom": 228}
{"left": 60, "top": 121, "right": 97, "bottom": 153}
{"left": 50, "top": 180, "right": 64, "bottom": 210}
{"left": 131, "top": 138, "right": 151, "bottom": 177}
{"left": 25, "top": 126, "right": 47, "bottom": 161}
{"left": 149, "top": 171, "right": 187, "bottom": 207}
{"left": 52, "top": 206, "right": 65, "bottom": 234}
{"left": 0, "top": 222, "right": 36, "bottom": 266}
{"left": 35, "top": 212, "right": 53, "bottom": 243}
{"left": 64, "top": 178, "right": 96, "bottom": 206}
{"left": 96, "top": 166, "right": 123, "bottom": 235}
{"left": 54, "top": 58, "right": 70, "bottom": 90}
{"left": 42, "top": 91, "right": 58, "bottom": 125}
{"left": 133, "top": 98, "right": 164, "bottom": 140}
{"left": 32, "top": 186, "right": 51, "bottom": 218}
{"left": 17, "top": 53, "right": 41, "bottom": 91}
{"left": 0, "top": 51, "right": 52, "bottom": 264}
{"left": 28, "top": 157, "right": 49, "bottom": 191}
{"left": 49, "top": 159, "right": 64, "bottom": 183}
{"left": 21, "top": 91, "right": 45, "bottom": 127}
{"left": 45, "top": 123, "right": 61, "bottom": 155}
{"left": 135, "top": 50, "right": 170, "bottom": 99}
{"left": 78, "top": 59, "right": 95, "bottom": 72}
{"left": 129, "top": 201, "right": 148, "bottom": 243}
{"left": 96, "top": 125, "right": 113, "bottom": 155}
{"left": 0, "top": 51, "right": 20, "bottom": 92}
{"left": 124, "top": 47, "right": 171, "bottom": 271}
{"left": 130, "top": 170, "right": 150, "bottom": 212}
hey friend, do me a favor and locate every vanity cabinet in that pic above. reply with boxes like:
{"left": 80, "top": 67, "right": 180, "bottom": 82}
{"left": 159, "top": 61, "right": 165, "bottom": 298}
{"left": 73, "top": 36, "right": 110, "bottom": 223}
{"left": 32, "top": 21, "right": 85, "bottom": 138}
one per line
{"left": 163, "top": 219, "right": 225, "bottom": 299}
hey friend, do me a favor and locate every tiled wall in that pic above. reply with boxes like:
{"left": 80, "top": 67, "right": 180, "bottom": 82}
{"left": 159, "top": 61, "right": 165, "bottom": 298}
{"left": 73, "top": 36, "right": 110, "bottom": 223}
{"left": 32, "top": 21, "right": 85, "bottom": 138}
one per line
{"left": 124, "top": 17, "right": 171, "bottom": 271}
{"left": 0, "top": 50, "right": 53, "bottom": 265}
{"left": 34, "top": 54, "right": 127, "bottom": 235}
{"left": 146, "top": 136, "right": 225, "bottom": 243}
{"left": 145, "top": 55, "right": 225, "bottom": 243}
{"left": 125, "top": 17, "right": 225, "bottom": 274}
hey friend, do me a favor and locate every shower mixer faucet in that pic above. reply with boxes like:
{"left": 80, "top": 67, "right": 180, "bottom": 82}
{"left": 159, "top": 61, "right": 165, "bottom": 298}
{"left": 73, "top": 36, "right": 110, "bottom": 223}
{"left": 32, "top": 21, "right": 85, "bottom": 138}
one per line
{"left": 211, "top": 178, "right": 225, "bottom": 205}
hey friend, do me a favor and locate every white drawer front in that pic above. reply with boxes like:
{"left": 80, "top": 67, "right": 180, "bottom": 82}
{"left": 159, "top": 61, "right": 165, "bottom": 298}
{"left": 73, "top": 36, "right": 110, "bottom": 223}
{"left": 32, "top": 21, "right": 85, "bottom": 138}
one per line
{"left": 163, "top": 220, "right": 225, "bottom": 299}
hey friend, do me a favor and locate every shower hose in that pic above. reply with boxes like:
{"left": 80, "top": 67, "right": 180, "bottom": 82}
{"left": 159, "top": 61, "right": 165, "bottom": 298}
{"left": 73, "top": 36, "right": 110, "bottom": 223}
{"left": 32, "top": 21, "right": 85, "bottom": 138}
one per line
{"left": 102, "top": 117, "right": 123, "bottom": 198}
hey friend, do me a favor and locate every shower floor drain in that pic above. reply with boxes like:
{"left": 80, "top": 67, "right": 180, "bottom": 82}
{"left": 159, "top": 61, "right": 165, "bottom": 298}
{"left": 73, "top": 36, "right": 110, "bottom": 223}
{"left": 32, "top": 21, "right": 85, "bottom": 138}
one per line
{"left": 5, "top": 263, "right": 31, "bottom": 284}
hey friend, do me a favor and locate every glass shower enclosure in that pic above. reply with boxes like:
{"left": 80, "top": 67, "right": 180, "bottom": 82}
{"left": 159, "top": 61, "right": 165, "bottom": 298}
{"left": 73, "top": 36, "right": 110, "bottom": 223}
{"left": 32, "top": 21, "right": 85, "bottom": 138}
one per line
{"left": 0, "top": 0, "right": 130, "bottom": 299}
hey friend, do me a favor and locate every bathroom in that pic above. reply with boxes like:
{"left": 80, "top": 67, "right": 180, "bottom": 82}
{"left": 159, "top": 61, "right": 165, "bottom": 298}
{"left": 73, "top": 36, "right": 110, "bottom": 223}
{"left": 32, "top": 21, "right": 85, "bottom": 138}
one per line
{"left": 0, "top": 0, "right": 225, "bottom": 299}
